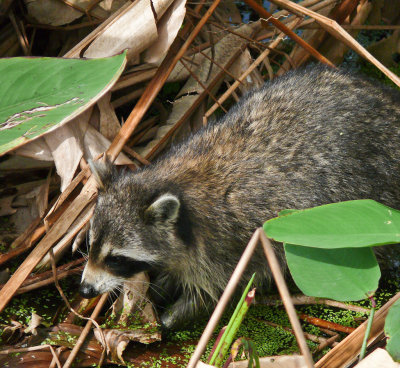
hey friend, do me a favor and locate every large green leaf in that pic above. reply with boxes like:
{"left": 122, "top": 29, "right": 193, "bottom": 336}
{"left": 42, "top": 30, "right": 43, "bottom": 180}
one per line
{"left": 385, "top": 298, "right": 400, "bottom": 362}
{"left": 264, "top": 200, "right": 400, "bottom": 248}
{"left": 284, "top": 244, "right": 380, "bottom": 301}
{"left": 0, "top": 53, "right": 126, "bottom": 155}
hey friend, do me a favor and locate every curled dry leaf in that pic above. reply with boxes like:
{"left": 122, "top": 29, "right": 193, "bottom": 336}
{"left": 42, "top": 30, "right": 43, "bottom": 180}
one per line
{"left": 97, "top": 272, "right": 161, "bottom": 363}
{"left": 144, "top": 0, "right": 186, "bottom": 64}
{"left": 98, "top": 92, "right": 121, "bottom": 140}
{"left": 94, "top": 327, "right": 161, "bottom": 363}
{"left": 15, "top": 109, "right": 132, "bottom": 192}
{"left": 84, "top": 0, "right": 186, "bottom": 64}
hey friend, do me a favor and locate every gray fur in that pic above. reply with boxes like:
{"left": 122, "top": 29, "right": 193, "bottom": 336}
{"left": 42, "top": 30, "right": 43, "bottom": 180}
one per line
{"left": 81, "top": 65, "right": 400, "bottom": 328}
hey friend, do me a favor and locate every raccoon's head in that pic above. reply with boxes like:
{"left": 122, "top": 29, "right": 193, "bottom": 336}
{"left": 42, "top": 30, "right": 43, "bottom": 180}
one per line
{"left": 79, "top": 159, "right": 184, "bottom": 299}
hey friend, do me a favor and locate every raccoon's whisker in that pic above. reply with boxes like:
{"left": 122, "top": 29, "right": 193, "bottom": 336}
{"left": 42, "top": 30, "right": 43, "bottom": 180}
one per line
{"left": 119, "top": 280, "right": 167, "bottom": 300}
{"left": 77, "top": 248, "right": 88, "bottom": 261}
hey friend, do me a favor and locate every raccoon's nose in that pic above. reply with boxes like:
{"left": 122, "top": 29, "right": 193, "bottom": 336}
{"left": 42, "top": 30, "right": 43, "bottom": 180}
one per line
{"left": 79, "top": 282, "right": 99, "bottom": 299}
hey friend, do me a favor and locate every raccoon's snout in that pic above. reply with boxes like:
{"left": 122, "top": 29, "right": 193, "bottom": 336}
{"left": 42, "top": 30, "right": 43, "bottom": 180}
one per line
{"left": 79, "top": 282, "right": 100, "bottom": 299}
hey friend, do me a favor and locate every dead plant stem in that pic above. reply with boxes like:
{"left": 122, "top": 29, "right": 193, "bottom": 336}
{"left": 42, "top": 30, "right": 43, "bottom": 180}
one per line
{"left": 205, "top": 19, "right": 299, "bottom": 119}
{"left": 259, "top": 231, "right": 315, "bottom": 368}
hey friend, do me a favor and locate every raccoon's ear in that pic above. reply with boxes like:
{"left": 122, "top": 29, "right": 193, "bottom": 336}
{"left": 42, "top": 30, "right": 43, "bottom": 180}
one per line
{"left": 88, "top": 158, "right": 115, "bottom": 190}
{"left": 144, "top": 193, "right": 180, "bottom": 224}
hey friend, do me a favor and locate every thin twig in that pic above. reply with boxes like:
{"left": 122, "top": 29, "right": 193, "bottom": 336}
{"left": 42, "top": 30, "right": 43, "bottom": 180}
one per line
{"left": 16, "top": 266, "right": 83, "bottom": 295}
{"left": 245, "top": 0, "right": 334, "bottom": 67}
{"left": 205, "top": 18, "right": 301, "bottom": 119}
{"left": 195, "top": 49, "right": 245, "bottom": 86}
{"left": 122, "top": 145, "right": 151, "bottom": 165}
{"left": 9, "top": 10, "right": 29, "bottom": 55}
{"left": 261, "top": 320, "right": 338, "bottom": 349}
{"left": 180, "top": 58, "right": 227, "bottom": 113}
{"left": 259, "top": 231, "right": 315, "bottom": 368}
{"left": 299, "top": 314, "right": 356, "bottom": 334}
{"left": 49, "top": 249, "right": 108, "bottom": 368}
{"left": 258, "top": 294, "right": 370, "bottom": 314}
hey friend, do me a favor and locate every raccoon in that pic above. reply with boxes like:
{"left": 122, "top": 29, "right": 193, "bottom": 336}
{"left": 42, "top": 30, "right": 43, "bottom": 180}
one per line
{"left": 80, "top": 65, "right": 400, "bottom": 329}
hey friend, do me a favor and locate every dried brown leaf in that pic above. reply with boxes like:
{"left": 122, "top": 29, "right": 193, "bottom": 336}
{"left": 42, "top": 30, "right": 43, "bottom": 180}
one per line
{"left": 84, "top": 0, "right": 158, "bottom": 60}
{"left": 98, "top": 92, "right": 121, "bottom": 140}
{"left": 84, "top": 0, "right": 186, "bottom": 64}
{"left": 144, "top": 0, "right": 186, "bottom": 64}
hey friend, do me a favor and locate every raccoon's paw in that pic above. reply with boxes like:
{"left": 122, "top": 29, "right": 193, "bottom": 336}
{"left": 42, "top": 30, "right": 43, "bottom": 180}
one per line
{"left": 159, "top": 299, "right": 194, "bottom": 330}
{"left": 160, "top": 310, "right": 178, "bottom": 330}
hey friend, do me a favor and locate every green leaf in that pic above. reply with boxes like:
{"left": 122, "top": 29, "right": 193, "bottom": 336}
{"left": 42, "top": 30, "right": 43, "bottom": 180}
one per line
{"left": 385, "top": 298, "right": 400, "bottom": 362}
{"left": 284, "top": 244, "right": 380, "bottom": 301}
{"left": 0, "top": 52, "right": 126, "bottom": 155}
{"left": 264, "top": 200, "right": 400, "bottom": 248}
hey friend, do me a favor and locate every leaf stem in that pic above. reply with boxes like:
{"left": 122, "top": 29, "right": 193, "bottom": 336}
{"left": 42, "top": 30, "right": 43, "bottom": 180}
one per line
{"left": 359, "top": 296, "right": 376, "bottom": 361}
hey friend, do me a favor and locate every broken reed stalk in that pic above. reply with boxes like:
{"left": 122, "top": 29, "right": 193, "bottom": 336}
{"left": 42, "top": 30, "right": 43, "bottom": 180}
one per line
{"left": 243, "top": 0, "right": 334, "bottom": 68}
{"left": 0, "top": 176, "right": 98, "bottom": 313}
{"left": 16, "top": 266, "right": 83, "bottom": 295}
{"left": 205, "top": 19, "right": 299, "bottom": 120}
{"left": 49, "top": 249, "right": 107, "bottom": 368}
{"left": 62, "top": 292, "right": 108, "bottom": 368}
{"left": 0, "top": 168, "right": 90, "bottom": 267}
{"left": 106, "top": 0, "right": 223, "bottom": 162}
{"left": 258, "top": 231, "right": 314, "bottom": 368}
{"left": 269, "top": 0, "right": 400, "bottom": 87}
{"left": 299, "top": 314, "right": 355, "bottom": 334}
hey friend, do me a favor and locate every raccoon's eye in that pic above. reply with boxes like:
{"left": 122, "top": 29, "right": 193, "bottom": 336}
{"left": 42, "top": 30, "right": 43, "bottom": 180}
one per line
{"left": 105, "top": 255, "right": 125, "bottom": 268}
{"left": 104, "top": 254, "right": 152, "bottom": 277}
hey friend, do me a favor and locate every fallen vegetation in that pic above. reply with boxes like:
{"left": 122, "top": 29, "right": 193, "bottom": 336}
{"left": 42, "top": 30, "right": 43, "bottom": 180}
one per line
{"left": 0, "top": 0, "right": 400, "bottom": 367}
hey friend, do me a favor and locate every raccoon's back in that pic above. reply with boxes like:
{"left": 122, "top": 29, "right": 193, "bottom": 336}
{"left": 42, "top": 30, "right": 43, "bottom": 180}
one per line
{"left": 159, "top": 66, "right": 400, "bottom": 213}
